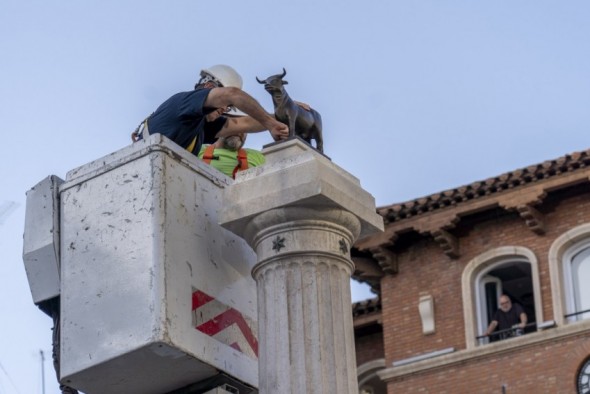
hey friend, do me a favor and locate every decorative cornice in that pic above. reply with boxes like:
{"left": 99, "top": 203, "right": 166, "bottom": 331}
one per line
{"left": 430, "top": 229, "right": 459, "bottom": 259}
{"left": 352, "top": 297, "right": 381, "bottom": 318}
{"left": 356, "top": 149, "right": 590, "bottom": 253}
{"left": 515, "top": 204, "right": 546, "bottom": 235}
{"left": 351, "top": 255, "right": 384, "bottom": 292}
{"left": 352, "top": 148, "right": 590, "bottom": 298}
{"left": 378, "top": 149, "right": 590, "bottom": 223}
{"left": 369, "top": 246, "right": 398, "bottom": 274}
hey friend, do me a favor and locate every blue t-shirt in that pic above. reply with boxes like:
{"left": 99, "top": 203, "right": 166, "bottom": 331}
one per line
{"left": 492, "top": 303, "right": 525, "bottom": 330}
{"left": 147, "top": 88, "right": 226, "bottom": 154}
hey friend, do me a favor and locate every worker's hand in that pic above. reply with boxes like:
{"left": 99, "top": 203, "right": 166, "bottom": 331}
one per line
{"left": 269, "top": 120, "right": 289, "bottom": 141}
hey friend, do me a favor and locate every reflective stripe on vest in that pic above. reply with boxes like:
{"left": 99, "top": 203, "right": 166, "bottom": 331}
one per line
{"left": 202, "top": 146, "right": 249, "bottom": 179}
{"left": 202, "top": 145, "right": 217, "bottom": 164}
{"left": 232, "top": 148, "right": 249, "bottom": 179}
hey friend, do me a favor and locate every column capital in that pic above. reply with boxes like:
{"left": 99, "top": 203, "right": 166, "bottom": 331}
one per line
{"left": 219, "top": 139, "right": 383, "bottom": 241}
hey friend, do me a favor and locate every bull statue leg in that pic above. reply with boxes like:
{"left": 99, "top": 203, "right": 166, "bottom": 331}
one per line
{"left": 314, "top": 131, "right": 323, "bottom": 153}
{"left": 289, "top": 116, "right": 297, "bottom": 139}
{"left": 312, "top": 116, "right": 323, "bottom": 153}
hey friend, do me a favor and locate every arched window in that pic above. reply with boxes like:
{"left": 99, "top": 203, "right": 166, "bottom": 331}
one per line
{"left": 462, "top": 247, "right": 543, "bottom": 348}
{"left": 549, "top": 224, "right": 590, "bottom": 325}
{"left": 564, "top": 241, "right": 590, "bottom": 322}
{"left": 357, "top": 359, "right": 386, "bottom": 394}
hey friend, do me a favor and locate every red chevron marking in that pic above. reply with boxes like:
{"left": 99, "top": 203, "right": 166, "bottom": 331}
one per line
{"left": 197, "top": 308, "right": 259, "bottom": 356}
{"left": 192, "top": 290, "right": 214, "bottom": 309}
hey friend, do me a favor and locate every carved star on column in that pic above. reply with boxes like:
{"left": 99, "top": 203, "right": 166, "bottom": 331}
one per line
{"left": 272, "top": 235, "right": 286, "bottom": 252}
{"left": 339, "top": 238, "right": 348, "bottom": 254}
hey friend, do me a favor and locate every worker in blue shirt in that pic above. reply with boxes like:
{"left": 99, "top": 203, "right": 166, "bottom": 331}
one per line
{"left": 132, "top": 64, "right": 289, "bottom": 154}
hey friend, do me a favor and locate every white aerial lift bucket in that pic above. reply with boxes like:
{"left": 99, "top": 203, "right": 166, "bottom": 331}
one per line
{"left": 24, "top": 134, "right": 259, "bottom": 394}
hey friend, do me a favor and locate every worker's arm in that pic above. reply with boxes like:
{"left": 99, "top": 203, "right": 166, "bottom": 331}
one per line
{"left": 216, "top": 100, "right": 312, "bottom": 140}
{"left": 205, "top": 87, "right": 288, "bottom": 140}
{"left": 485, "top": 320, "right": 498, "bottom": 336}
{"left": 217, "top": 116, "right": 267, "bottom": 136}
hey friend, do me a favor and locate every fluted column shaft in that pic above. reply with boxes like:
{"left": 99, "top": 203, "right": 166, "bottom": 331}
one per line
{"left": 247, "top": 207, "right": 360, "bottom": 394}
{"left": 219, "top": 139, "right": 384, "bottom": 394}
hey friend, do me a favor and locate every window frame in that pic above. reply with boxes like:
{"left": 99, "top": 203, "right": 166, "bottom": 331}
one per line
{"left": 475, "top": 273, "right": 503, "bottom": 338}
{"left": 462, "top": 246, "right": 543, "bottom": 349}
{"left": 357, "top": 359, "right": 385, "bottom": 394}
{"left": 549, "top": 223, "right": 590, "bottom": 325}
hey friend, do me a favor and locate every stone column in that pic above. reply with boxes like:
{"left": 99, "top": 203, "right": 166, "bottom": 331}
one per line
{"left": 220, "top": 139, "right": 383, "bottom": 394}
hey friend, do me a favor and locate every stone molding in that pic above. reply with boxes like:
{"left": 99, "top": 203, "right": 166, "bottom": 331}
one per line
{"left": 245, "top": 207, "right": 361, "bottom": 250}
{"left": 357, "top": 358, "right": 386, "bottom": 388}
{"left": 378, "top": 320, "right": 590, "bottom": 382}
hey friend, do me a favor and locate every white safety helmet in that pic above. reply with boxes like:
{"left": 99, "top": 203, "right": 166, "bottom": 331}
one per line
{"left": 200, "top": 64, "right": 243, "bottom": 89}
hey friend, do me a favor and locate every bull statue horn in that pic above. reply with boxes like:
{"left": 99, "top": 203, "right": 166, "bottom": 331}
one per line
{"left": 280, "top": 68, "right": 287, "bottom": 78}
{"left": 256, "top": 76, "right": 265, "bottom": 84}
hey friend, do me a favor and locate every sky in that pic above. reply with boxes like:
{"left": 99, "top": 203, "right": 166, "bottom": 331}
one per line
{"left": 1, "top": 1, "right": 590, "bottom": 393}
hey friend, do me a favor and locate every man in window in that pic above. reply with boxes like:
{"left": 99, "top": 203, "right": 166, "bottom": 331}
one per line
{"left": 484, "top": 294, "right": 527, "bottom": 340}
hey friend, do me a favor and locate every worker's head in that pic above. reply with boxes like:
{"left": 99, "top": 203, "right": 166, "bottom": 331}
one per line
{"left": 196, "top": 64, "right": 243, "bottom": 90}
{"left": 220, "top": 133, "right": 247, "bottom": 151}
{"left": 499, "top": 295, "right": 512, "bottom": 312}
{"left": 214, "top": 107, "right": 248, "bottom": 149}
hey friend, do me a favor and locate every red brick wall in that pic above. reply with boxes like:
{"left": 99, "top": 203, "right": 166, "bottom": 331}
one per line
{"left": 378, "top": 187, "right": 590, "bottom": 392}
{"left": 355, "top": 330, "right": 384, "bottom": 366}
{"left": 381, "top": 238, "right": 467, "bottom": 362}
{"left": 387, "top": 334, "right": 590, "bottom": 393}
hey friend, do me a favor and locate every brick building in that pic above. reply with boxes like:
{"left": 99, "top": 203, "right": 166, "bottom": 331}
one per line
{"left": 351, "top": 149, "right": 590, "bottom": 394}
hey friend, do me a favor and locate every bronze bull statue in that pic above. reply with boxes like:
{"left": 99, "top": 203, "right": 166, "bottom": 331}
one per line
{"left": 257, "top": 68, "right": 323, "bottom": 153}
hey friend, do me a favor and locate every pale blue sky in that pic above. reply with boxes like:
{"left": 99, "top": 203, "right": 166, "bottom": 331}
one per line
{"left": 1, "top": 1, "right": 590, "bottom": 393}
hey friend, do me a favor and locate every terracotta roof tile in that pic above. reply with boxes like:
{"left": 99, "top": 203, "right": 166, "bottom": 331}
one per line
{"left": 352, "top": 297, "right": 381, "bottom": 317}
{"left": 378, "top": 148, "right": 590, "bottom": 223}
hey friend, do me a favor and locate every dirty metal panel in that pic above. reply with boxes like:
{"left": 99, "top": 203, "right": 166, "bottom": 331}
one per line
{"left": 23, "top": 175, "right": 63, "bottom": 306}
{"left": 59, "top": 137, "right": 258, "bottom": 394}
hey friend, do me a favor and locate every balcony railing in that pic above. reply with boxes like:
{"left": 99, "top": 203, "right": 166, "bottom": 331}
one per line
{"left": 564, "top": 308, "right": 590, "bottom": 319}
{"left": 476, "top": 310, "right": 590, "bottom": 345}
{"left": 476, "top": 322, "right": 538, "bottom": 345}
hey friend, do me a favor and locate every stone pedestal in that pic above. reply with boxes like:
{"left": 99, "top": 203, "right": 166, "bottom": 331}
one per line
{"left": 220, "top": 139, "right": 383, "bottom": 394}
